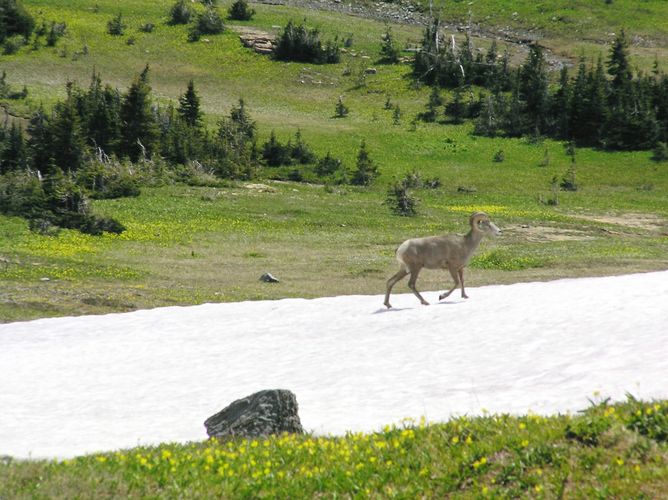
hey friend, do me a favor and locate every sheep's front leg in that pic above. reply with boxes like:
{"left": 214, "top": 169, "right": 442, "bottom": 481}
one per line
{"left": 408, "top": 267, "right": 429, "bottom": 305}
{"left": 439, "top": 266, "right": 460, "bottom": 301}
{"left": 458, "top": 268, "right": 469, "bottom": 298}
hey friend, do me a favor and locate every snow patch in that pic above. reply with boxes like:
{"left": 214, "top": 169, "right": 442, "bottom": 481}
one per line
{"left": 1, "top": 271, "right": 667, "bottom": 459}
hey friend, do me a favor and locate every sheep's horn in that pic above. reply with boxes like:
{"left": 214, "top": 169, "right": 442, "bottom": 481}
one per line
{"left": 469, "top": 211, "right": 489, "bottom": 225}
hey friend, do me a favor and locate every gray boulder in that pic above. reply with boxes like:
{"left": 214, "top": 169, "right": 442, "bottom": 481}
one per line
{"left": 204, "top": 389, "right": 304, "bottom": 438}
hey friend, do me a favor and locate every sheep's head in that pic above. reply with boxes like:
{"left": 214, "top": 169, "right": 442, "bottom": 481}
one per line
{"left": 470, "top": 212, "right": 502, "bottom": 236}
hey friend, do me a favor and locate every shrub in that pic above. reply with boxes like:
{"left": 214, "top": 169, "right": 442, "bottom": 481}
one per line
{"left": 107, "top": 13, "right": 126, "bottom": 36}
{"left": 315, "top": 152, "right": 343, "bottom": 177}
{"left": 651, "top": 141, "right": 668, "bottom": 162}
{"left": 379, "top": 25, "right": 400, "bottom": 63}
{"left": 351, "top": 140, "right": 378, "bottom": 186}
{"left": 624, "top": 396, "right": 668, "bottom": 443}
{"left": 168, "top": 0, "right": 193, "bottom": 25}
{"left": 493, "top": 150, "right": 505, "bottom": 162}
{"left": 262, "top": 130, "right": 291, "bottom": 167}
{"left": 77, "top": 159, "right": 142, "bottom": 199}
{"left": 194, "top": 6, "right": 225, "bottom": 34}
{"left": 45, "top": 21, "right": 67, "bottom": 46}
{"left": 2, "top": 34, "right": 25, "bottom": 54}
{"left": 386, "top": 181, "right": 417, "bottom": 216}
{"left": 334, "top": 96, "right": 348, "bottom": 118}
{"left": 261, "top": 130, "right": 316, "bottom": 167}
{"left": 565, "top": 414, "right": 612, "bottom": 446}
{"left": 0, "top": 0, "right": 35, "bottom": 43}
{"left": 290, "top": 129, "right": 316, "bottom": 164}
{"left": 228, "top": 0, "right": 255, "bottom": 21}
{"left": 139, "top": 23, "right": 155, "bottom": 33}
{"left": 274, "top": 20, "right": 339, "bottom": 64}
{"left": 0, "top": 171, "right": 46, "bottom": 218}
{"left": 560, "top": 165, "right": 578, "bottom": 191}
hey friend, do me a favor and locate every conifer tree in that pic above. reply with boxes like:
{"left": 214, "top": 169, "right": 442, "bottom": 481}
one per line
{"left": 351, "top": 140, "right": 378, "bottom": 186}
{"left": 0, "top": 123, "right": 26, "bottom": 173}
{"left": 422, "top": 85, "right": 442, "bottom": 122}
{"left": 379, "top": 25, "right": 400, "bottom": 64}
{"left": 178, "top": 80, "right": 203, "bottom": 129}
{"left": 228, "top": 0, "right": 255, "bottom": 21}
{"left": 120, "top": 65, "right": 158, "bottom": 161}
{"left": 51, "top": 91, "right": 86, "bottom": 171}
{"left": 83, "top": 71, "right": 121, "bottom": 154}
{"left": 607, "top": 30, "right": 632, "bottom": 95}
{"left": 0, "top": 0, "right": 35, "bottom": 43}
{"left": 26, "top": 105, "right": 55, "bottom": 174}
{"left": 550, "top": 67, "right": 571, "bottom": 138}
{"left": 569, "top": 57, "right": 590, "bottom": 144}
{"left": 519, "top": 45, "right": 549, "bottom": 133}
{"left": 445, "top": 86, "right": 465, "bottom": 124}
{"left": 229, "top": 98, "right": 256, "bottom": 140}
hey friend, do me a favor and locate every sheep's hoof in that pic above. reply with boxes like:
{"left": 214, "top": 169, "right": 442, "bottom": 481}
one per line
{"left": 384, "top": 303, "right": 391, "bottom": 309}
{"left": 421, "top": 301, "right": 429, "bottom": 306}
{"left": 438, "top": 293, "right": 449, "bottom": 301}
{"left": 462, "top": 294, "right": 469, "bottom": 299}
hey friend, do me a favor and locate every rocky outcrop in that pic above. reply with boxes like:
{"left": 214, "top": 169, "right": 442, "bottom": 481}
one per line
{"left": 235, "top": 27, "right": 276, "bottom": 55}
{"left": 204, "top": 389, "right": 304, "bottom": 438}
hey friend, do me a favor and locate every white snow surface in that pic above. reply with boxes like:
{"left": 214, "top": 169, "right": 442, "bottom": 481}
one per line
{"left": 1, "top": 271, "right": 667, "bottom": 460}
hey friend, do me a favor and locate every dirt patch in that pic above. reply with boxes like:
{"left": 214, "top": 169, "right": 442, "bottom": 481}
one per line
{"left": 570, "top": 213, "right": 668, "bottom": 233}
{"left": 510, "top": 225, "right": 595, "bottom": 242}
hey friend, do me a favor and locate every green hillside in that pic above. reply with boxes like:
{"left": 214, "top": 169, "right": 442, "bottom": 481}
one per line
{"left": 1, "top": 0, "right": 667, "bottom": 321}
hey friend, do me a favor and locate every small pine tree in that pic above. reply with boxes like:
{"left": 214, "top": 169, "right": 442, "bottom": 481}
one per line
{"left": 392, "top": 105, "right": 402, "bottom": 125}
{"left": 169, "top": 0, "right": 193, "bottom": 25}
{"left": 26, "top": 105, "right": 55, "bottom": 174}
{"left": 106, "top": 13, "right": 125, "bottom": 36}
{"left": 290, "top": 129, "right": 316, "bottom": 164}
{"left": 386, "top": 180, "right": 417, "bottom": 216}
{"left": 422, "top": 85, "right": 442, "bottom": 122}
{"left": 51, "top": 95, "right": 86, "bottom": 171}
{"left": 379, "top": 26, "right": 400, "bottom": 64}
{"left": 119, "top": 65, "right": 159, "bottom": 161}
{"left": 335, "top": 96, "right": 349, "bottom": 118}
{"left": 228, "top": 0, "right": 255, "bottom": 21}
{"left": 261, "top": 130, "right": 291, "bottom": 166}
{"left": 189, "top": 5, "right": 225, "bottom": 40}
{"left": 351, "top": 140, "right": 378, "bottom": 186}
{"left": 229, "top": 98, "right": 256, "bottom": 140}
{"left": 178, "top": 80, "right": 203, "bottom": 128}
{"left": 315, "top": 151, "right": 343, "bottom": 177}
{"left": 0, "top": 123, "right": 27, "bottom": 173}
{"left": 445, "top": 86, "right": 465, "bottom": 124}
{"left": 0, "top": 0, "right": 35, "bottom": 43}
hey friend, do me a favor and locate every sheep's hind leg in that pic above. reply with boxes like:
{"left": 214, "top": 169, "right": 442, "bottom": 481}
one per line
{"left": 408, "top": 267, "right": 429, "bottom": 305}
{"left": 438, "top": 266, "right": 460, "bottom": 301}
{"left": 384, "top": 268, "right": 408, "bottom": 308}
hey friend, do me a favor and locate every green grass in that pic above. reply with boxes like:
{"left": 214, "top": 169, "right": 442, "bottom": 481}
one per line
{"left": 1, "top": 397, "right": 667, "bottom": 498}
{"left": 1, "top": 0, "right": 668, "bottom": 323}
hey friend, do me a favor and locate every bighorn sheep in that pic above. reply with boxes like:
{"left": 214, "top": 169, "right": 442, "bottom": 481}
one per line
{"left": 384, "top": 212, "right": 501, "bottom": 308}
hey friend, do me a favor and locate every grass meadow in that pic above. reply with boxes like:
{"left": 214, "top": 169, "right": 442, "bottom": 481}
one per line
{"left": 1, "top": 397, "right": 667, "bottom": 498}
{"left": 0, "top": 1, "right": 667, "bottom": 321}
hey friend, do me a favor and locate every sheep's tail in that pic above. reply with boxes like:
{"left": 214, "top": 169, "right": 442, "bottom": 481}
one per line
{"left": 395, "top": 240, "right": 410, "bottom": 272}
